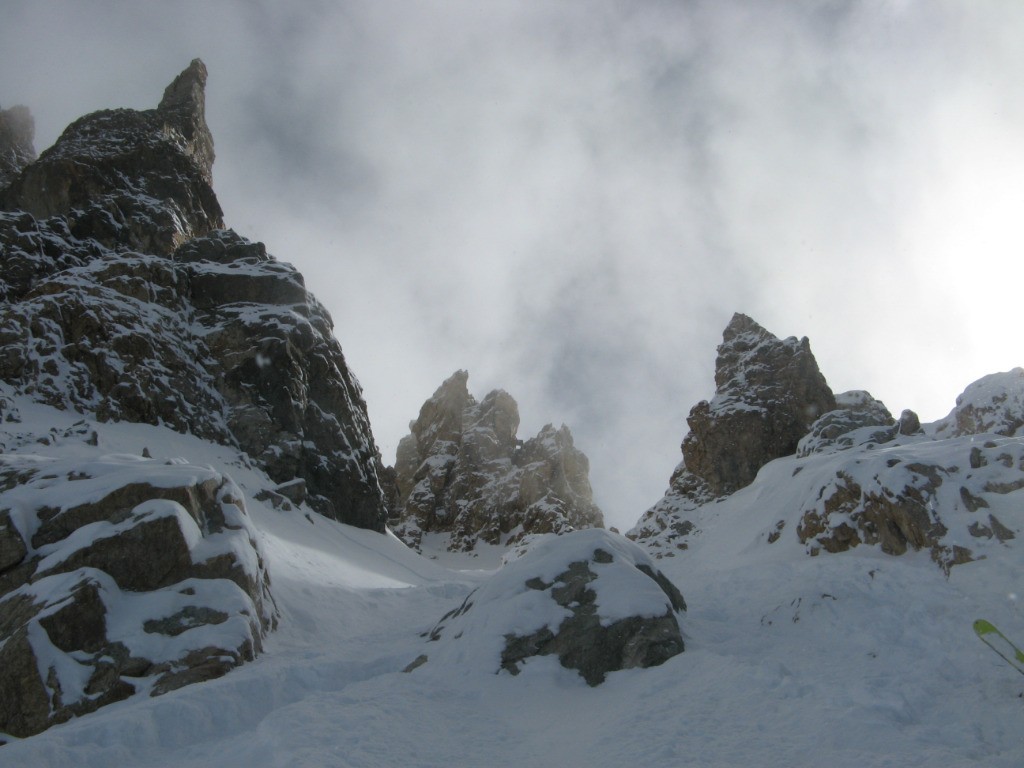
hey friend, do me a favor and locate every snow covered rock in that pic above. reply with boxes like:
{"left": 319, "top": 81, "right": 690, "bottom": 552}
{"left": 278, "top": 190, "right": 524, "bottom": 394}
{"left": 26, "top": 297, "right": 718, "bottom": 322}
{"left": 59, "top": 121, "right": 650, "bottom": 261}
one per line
{"left": 1, "top": 59, "right": 220, "bottom": 256}
{"left": 796, "top": 390, "right": 896, "bottom": 457}
{"left": 933, "top": 368, "right": 1024, "bottom": 439}
{"left": 631, "top": 313, "right": 834, "bottom": 556}
{"left": 0, "top": 104, "right": 35, "bottom": 190}
{"left": 390, "top": 371, "right": 604, "bottom": 552}
{"left": 0, "top": 62, "right": 388, "bottom": 531}
{"left": 796, "top": 434, "right": 1024, "bottom": 572}
{"left": 683, "top": 313, "right": 836, "bottom": 497}
{"left": 0, "top": 450, "right": 275, "bottom": 738}
{"left": 415, "top": 529, "right": 685, "bottom": 685}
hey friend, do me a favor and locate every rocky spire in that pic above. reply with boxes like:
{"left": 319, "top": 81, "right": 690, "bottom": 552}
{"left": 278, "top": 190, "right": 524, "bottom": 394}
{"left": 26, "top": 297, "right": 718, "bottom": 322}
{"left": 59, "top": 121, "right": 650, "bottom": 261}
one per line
{"left": 1, "top": 60, "right": 223, "bottom": 254}
{"left": 391, "top": 371, "right": 604, "bottom": 551}
{"left": 0, "top": 104, "right": 35, "bottom": 189}
{"left": 158, "top": 58, "right": 215, "bottom": 184}
{"left": 682, "top": 313, "right": 836, "bottom": 496}
{"left": 0, "top": 63, "right": 389, "bottom": 533}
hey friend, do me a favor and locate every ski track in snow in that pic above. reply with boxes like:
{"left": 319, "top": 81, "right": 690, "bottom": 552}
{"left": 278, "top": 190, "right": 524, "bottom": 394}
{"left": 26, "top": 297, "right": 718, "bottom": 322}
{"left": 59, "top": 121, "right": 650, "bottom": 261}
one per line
{"left": 2, "top": 396, "right": 1024, "bottom": 767}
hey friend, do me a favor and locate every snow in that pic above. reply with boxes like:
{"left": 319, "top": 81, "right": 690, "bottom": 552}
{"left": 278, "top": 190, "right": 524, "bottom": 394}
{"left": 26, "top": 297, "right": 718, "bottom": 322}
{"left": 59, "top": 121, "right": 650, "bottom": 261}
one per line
{"left": 2, "top": 394, "right": 1024, "bottom": 765}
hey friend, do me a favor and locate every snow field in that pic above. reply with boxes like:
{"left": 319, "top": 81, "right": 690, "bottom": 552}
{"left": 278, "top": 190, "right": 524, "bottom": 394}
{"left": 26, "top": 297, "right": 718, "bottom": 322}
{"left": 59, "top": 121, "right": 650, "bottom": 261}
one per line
{"left": 2, "top": 395, "right": 1023, "bottom": 766}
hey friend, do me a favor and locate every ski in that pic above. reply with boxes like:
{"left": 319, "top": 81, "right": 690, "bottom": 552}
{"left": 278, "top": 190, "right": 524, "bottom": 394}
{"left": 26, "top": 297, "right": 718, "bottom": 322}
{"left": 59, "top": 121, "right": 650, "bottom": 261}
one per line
{"left": 974, "top": 619, "right": 1024, "bottom": 676}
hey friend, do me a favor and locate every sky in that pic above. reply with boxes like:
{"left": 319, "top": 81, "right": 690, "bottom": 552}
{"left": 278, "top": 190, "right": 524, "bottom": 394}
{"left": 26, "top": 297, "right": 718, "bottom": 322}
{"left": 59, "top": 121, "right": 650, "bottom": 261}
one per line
{"left": 2, "top": 1, "right": 1023, "bottom": 531}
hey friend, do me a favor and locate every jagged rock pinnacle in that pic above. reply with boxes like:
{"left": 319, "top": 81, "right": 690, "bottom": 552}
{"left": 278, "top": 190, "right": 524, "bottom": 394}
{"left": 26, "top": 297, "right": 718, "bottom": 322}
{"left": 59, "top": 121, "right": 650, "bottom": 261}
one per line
{"left": 158, "top": 58, "right": 215, "bottom": 184}
{"left": 391, "top": 370, "right": 604, "bottom": 552}
{"left": 0, "top": 60, "right": 223, "bottom": 254}
{"left": 0, "top": 104, "right": 36, "bottom": 189}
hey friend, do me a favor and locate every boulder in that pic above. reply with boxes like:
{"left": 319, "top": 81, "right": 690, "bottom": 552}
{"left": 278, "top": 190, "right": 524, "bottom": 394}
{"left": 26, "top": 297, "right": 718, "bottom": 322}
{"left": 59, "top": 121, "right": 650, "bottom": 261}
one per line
{"left": 415, "top": 529, "right": 685, "bottom": 685}
{"left": 796, "top": 390, "right": 896, "bottom": 457}
{"left": 391, "top": 371, "right": 604, "bottom": 551}
{"left": 0, "top": 451, "right": 276, "bottom": 738}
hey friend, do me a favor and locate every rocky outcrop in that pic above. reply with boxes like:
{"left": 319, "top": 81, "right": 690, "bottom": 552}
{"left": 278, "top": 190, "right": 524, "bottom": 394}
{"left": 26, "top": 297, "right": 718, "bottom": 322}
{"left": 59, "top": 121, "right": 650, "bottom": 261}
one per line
{"left": 0, "top": 62, "right": 387, "bottom": 531}
{"left": 796, "top": 390, "right": 896, "bottom": 457}
{"left": 0, "top": 105, "right": 35, "bottom": 190}
{"left": 682, "top": 313, "right": 836, "bottom": 496}
{"left": 391, "top": 371, "right": 604, "bottom": 551}
{"left": 0, "top": 447, "right": 275, "bottom": 738}
{"left": 412, "top": 530, "right": 685, "bottom": 685}
{"left": 2, "top": 59, "right": 221, "bottom": 257}
{"left": 795, "top": 435, "right": 1022, "bottom": 573}
{"left": 630, "top": 313, "right": 834, "bottom": 556}
{"left": 933, "top": 368, "right": 1024, "bottom": 439}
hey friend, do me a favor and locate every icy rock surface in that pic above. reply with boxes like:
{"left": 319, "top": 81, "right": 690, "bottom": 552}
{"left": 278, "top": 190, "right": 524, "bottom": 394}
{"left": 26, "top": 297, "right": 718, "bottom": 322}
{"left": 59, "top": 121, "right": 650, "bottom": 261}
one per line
{"left": 0, "top": 443, "right": 275, "bottom": 738}
{"left": 390, "top": 370, "right": 604, "bottom": 552}
{"left": 415, "top": 529, "right": 685, "bottom": 685}
{"left": 0, "top": 62, "right": 387, "bottom": 531}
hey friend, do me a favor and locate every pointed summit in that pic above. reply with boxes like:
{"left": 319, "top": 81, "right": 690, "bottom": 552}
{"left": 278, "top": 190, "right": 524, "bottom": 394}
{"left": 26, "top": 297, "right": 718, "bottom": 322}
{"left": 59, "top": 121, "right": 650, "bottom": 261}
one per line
{"left": 0, "top": 104, "right": 36, "bottom": 189}
{"left": 1, "top": 60, "right": 223, "bottom": 253}
{"left": 158, "top": 58, "right": 214, "bottom": 184}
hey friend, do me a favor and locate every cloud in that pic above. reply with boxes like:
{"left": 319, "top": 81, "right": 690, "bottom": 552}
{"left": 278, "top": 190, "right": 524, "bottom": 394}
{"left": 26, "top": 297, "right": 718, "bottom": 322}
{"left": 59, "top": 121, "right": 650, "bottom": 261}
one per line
{"left": 3, "top": 1, "right": 1023, "bottom": 529}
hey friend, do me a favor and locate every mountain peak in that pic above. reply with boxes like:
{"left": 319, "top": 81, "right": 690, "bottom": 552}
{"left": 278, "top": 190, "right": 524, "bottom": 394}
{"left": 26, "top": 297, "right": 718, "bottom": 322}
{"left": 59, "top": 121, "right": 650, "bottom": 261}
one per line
{"left": 0, "top": 104, "right": 36, "bottom": 189}
{"left": 158, "top": 58, "right": 214, "bottom": 184}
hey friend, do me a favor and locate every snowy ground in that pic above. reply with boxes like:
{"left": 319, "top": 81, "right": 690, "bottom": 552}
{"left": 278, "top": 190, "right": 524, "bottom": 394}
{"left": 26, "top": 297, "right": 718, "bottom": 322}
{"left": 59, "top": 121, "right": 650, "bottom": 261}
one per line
{"left": 2, "top": 399, "right": 1023, "bottom": 767}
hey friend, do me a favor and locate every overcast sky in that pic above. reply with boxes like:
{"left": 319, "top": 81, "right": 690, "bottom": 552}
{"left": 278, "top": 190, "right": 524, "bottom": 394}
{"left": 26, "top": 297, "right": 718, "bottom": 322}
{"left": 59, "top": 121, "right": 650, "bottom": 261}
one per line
{"left": 3, "top": 1, "right": 1023, "bottom": 530}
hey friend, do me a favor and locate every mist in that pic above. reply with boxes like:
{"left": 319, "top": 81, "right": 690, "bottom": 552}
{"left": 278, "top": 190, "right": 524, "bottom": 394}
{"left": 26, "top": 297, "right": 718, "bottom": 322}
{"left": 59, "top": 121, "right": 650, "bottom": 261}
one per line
{"left": 3, "top": 1, "right": 1023, "bottom": 529}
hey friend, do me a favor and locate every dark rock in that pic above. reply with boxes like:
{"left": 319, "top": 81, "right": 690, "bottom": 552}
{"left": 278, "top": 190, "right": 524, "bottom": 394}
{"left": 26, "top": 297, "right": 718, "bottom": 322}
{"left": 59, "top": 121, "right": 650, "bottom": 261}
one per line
{"left": 0, "top": 63, "right": 388, "bottom": 532}
{"left": 0, "top": 509, "right": 27, "bottom": 572}
{"left": 0, "top": 104, "right": 36, "bottom": 189}
{"left": 682, "top": 313, "right": 836, "bottom": 496}
{"left": 898, "top": 409, "right": 922, "bottom": 435}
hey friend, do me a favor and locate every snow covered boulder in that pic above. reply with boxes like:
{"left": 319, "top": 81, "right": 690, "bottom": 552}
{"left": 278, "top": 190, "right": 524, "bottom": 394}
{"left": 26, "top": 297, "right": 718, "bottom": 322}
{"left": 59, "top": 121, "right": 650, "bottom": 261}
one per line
{"left": 0, "top": 453, "right": 276, "bottom": 738}
{"left": 416, "top": 530, "right": 685, "bottom": 685}
{"left": 796, "top": 390, "right": 896, "bottom": 457}
{"left": 933, "top": 369, "right": 1024, "bottom": 439}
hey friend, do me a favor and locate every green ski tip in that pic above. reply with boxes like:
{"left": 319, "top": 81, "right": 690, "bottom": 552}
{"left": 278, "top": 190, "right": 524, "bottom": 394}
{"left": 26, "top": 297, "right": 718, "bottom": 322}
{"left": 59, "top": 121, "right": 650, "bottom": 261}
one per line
{"left": 974, "top": 619, "right": 997, "bottom": 636}
{"left": 974, "top": 619, "right": 1024, "bottom": 674}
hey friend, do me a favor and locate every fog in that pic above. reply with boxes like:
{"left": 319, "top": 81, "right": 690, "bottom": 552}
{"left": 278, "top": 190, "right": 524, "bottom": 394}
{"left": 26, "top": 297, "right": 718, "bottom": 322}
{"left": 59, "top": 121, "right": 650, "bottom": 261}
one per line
{"left": 3, "top": 1, "right": 1023, "bottom": 529}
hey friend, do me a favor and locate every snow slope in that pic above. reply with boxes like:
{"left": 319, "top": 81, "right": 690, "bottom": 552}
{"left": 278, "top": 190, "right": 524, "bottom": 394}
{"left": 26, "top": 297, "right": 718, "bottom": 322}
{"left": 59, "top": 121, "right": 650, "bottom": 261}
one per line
{"left": 2, "top": 393, "right": 1023, "bottom": 767}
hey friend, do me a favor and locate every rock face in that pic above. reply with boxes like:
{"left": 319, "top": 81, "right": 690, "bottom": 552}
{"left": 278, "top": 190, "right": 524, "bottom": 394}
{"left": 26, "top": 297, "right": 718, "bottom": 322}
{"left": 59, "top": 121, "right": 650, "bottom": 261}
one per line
{"left": 0, "top": 445, "right": 275, "bottom": 738}
{"left": 0, "top": 104, "right": 36, "bottom": 189}
{"left": 630, "top": 313, "right": 835, "bottom": 555}
{"left": 2, "top": 59, "right": 221, "bottom": 257}
{"left": 0, "top": 61, "right": 387, "bottom": 531}
{"left": 683, "top": 313, "right": 836, "bottom": 497}
{"left": 630, "top": 316, "right": 1024, "bottom": 574}
{"left": 413, "top": 529, "right": 685, "bottom": 685}
{"left": 391, "top": 371, "right": 604, "bottom": 551}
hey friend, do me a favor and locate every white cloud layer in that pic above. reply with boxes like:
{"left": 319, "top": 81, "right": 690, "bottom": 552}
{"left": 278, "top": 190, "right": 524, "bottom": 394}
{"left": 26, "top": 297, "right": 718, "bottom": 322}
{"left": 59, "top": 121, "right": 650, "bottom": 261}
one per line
{"left": 3, "top": 1, "right": 1023, "bottom": 529}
